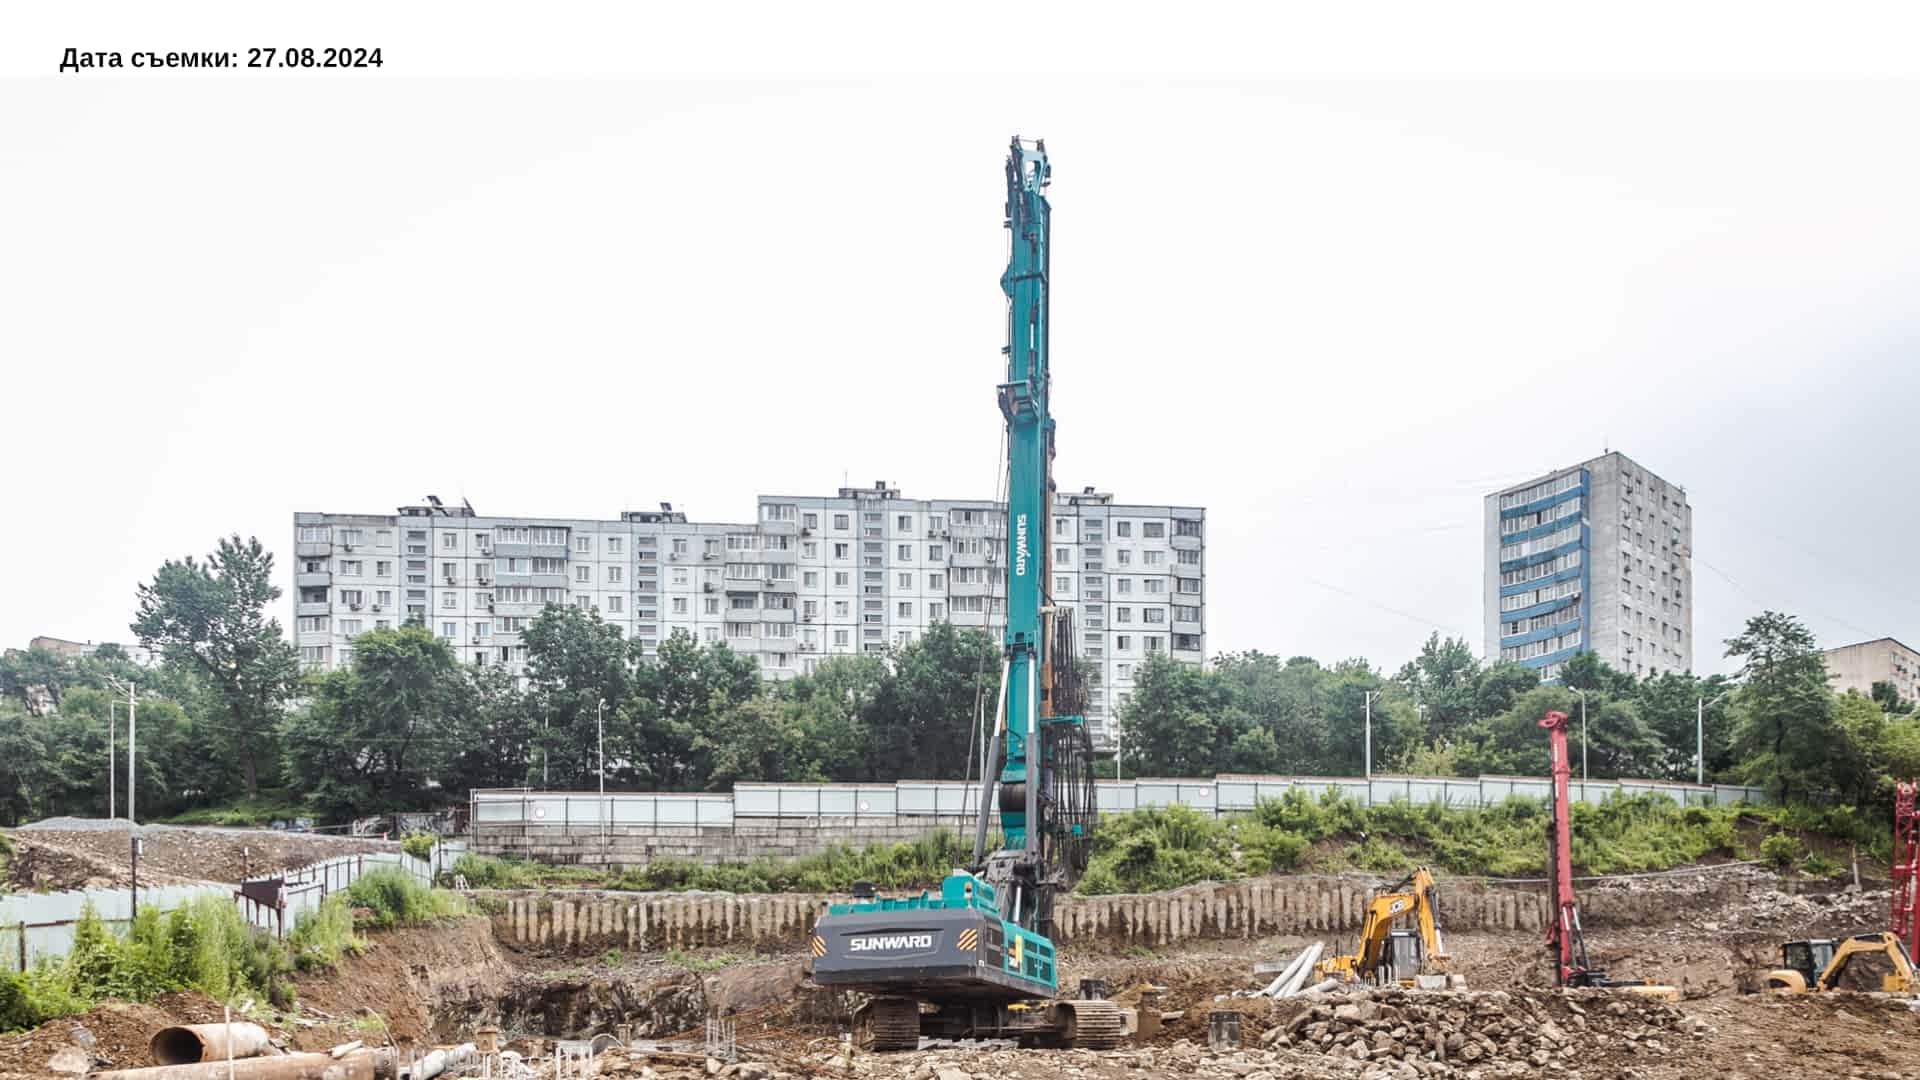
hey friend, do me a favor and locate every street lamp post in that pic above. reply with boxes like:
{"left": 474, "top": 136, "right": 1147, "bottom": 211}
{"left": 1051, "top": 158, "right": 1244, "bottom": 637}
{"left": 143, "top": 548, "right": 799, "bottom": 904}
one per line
{"left": 1573, "top": 689, "right": 1588, "bottom": 784}
{"left": 1363, "top": 690, "right": 1380, "bottom": 779}
{"left": 1697, "top": 689, "right": 1733, "bottom": 786}
{"left": 597, "top": 698, "right": 609, "bottom": 855}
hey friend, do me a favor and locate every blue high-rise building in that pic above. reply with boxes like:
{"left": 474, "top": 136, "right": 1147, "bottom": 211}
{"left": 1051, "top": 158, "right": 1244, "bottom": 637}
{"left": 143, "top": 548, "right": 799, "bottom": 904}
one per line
{"left": 1483, "top": 452, "right": 1693, "bottom": 681}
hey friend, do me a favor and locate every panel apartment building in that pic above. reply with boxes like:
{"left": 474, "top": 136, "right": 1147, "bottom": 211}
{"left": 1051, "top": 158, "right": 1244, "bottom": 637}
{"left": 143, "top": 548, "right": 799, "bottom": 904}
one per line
{"left": 1821, "top": 637, "right": 1920, "bottom": 704}
{"left": 1483, "top": 452, "right": 1693, "bottom": 681}
{"left": 291, "top": 484, "right": 1205, "bottom": 746}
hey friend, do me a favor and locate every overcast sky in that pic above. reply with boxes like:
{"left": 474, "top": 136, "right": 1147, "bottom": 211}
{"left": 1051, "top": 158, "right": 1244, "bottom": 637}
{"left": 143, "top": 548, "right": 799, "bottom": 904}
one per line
{"left": 5, "top": 8, "right": 1919, "bottom": 676}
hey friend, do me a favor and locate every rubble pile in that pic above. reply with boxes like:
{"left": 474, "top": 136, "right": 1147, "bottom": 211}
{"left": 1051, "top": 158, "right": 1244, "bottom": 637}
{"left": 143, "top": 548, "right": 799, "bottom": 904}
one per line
{"left": 1265, "top": 989, "right": 1708, "bottom": 1077}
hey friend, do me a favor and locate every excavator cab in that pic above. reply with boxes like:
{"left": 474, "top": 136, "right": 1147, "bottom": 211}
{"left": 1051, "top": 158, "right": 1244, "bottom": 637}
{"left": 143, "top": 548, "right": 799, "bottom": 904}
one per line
{"left": 1778, "top": 939, "right": 1837, "bottom": 988}
{"left": 1378, "top": 929, "right": 1426, "bottom": 985}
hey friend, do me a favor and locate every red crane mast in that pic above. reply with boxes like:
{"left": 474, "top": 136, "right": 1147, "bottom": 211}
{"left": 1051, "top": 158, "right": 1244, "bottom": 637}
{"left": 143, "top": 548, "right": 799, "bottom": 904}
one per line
{"left": 1894, "top": 780, "right": 1920, "bottom": 957}
{"left": 1538, "top": 709, "right": 1595, "bottom": 986}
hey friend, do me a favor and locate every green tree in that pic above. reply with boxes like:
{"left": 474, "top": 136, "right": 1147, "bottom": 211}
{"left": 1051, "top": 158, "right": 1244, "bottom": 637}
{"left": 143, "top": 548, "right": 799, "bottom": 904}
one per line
{"left": 1725, "top": 611, "right": 1837, "bottom": 802}
{"left": 0, "top": 701, "right": 50, "bottom": 825}
{"left": 627, "top": 631, "right": 761, "bottom": 789}
{"left": 1873, "top": 680, "right": 1918, "bottom": 716}
{"left": 1119, "top": 654, "right": 1243, "bottom": 777}
{"left": 1455, "top": 685, "right": 1577, "bottom": 776}
{"left": 521, "top": 606, "right": 635, "bottom": 789}
{"left": 131, "top": 536, "right": 300, "bottom": 796}
{"left": 441, "top": 663, "right": 539, "bottom": 792}
{"left": 779, "top": 654, "right": 889, "bottom": 781}
{"left": 283, "top": 625, "right": 465, "bottom": 820}
{"left": 1394, "top": 634, "right": 1481, "bottom": 742}
{"left": 865, "top": 624, "right": 999, "bottom": 781}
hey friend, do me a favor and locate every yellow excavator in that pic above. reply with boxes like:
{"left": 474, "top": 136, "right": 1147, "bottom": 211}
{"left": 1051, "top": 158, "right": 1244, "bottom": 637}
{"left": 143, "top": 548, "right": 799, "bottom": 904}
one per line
{"left": 1764, "top": 932, "right": 1918, "bottom": 994}
{"left": 1314, "top": 867, "right": 1460, "bottom": 988}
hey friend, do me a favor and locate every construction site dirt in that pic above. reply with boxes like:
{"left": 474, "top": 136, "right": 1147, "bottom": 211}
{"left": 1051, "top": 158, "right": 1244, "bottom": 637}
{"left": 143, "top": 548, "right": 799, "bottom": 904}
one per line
{"left": 4, "top": 820, "right": 398, "bottom": 891}
{"left": 7, "top": 864, "right": 1920, "bottom": 1079}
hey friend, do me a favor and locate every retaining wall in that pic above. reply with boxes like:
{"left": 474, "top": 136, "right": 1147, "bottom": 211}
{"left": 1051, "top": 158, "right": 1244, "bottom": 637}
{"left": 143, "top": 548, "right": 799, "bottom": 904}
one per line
{"left": 481, "top": 869, "right": 1771, "bottom": 954}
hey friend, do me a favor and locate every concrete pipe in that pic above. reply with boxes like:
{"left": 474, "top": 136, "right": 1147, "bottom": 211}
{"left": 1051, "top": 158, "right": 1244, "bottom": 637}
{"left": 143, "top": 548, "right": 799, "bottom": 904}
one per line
{"left": 149, "top": 1023, "right": 274, "bottom": 1064}
{"left": 88, "top": 1050, "right": 378, "bottom": 1080}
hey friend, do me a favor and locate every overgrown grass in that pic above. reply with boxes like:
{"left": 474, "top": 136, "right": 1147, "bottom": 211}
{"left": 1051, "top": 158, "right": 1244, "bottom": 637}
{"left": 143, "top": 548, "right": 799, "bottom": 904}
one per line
{"left": 452, "top": 852, "right": 600, "bottom": 890}
{"left": 1074, "top": 789, "right": 1829, "bottom": 895}
{"left": 287, "top": 895, "right": 365, "bottom": 971}
{"left": 400, "top": 831, "right": 436, "bottom": 861}
{"left": 162, "top": 791, "right": 313, "bottom": 827}
{"left": 341, "top": 869, "right": 470, "bottom": 928}
{"left": 609, "top": 829, "right": 970, "bottom": 895}
{"left": 0, "top": 897, "right": 294, "bottom": 1033}
{"left": 663, "top": 948, "right": 740, "bottom": 972}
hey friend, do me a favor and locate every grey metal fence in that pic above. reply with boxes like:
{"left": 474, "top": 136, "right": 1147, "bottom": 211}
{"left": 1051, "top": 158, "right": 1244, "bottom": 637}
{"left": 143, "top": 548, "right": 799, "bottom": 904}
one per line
{"left": 471, "top": 774, "right": 1769, "bottom": 830}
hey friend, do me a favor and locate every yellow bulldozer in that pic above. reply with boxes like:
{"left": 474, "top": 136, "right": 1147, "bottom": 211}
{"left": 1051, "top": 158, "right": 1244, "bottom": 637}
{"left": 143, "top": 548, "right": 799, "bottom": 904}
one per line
{"left": 1764, "top": 932, "right": 1918, "bottom": 994}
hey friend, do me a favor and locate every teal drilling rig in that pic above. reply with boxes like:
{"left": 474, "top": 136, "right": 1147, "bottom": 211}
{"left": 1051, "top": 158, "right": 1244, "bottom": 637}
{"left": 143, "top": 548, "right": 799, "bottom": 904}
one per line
{"left": 807, "top": 137, "right": 1112, "bottom": 1051}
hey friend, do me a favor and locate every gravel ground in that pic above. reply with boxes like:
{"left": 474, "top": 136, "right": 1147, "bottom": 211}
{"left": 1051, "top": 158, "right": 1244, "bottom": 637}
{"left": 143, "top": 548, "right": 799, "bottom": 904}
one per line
{"left": 5, "top": 819, "right": 399, "bottom": 888}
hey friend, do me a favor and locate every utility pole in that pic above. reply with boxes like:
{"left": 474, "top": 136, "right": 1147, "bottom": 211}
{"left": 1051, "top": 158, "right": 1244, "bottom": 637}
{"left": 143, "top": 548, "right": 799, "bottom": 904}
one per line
{"left": 1696, "top": 696, "right": 1705, "bottom": 785}
{"left": 597, "top": 698, "right": 607, "bottom": 855}
{"left": 1363, "top": 690, "right": 1379, "bottom": 779}
{"left": 107, "top": 698, "right": 116, "bottom": 820}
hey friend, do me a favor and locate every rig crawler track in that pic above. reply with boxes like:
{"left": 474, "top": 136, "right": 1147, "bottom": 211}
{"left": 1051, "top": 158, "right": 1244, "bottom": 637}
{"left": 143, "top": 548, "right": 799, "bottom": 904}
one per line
{"left": 856, "top": 997, "right": 922, "bottom": 1052}
{"left": 1058, "top": 1000, "right": 1126, "bottom": 1050}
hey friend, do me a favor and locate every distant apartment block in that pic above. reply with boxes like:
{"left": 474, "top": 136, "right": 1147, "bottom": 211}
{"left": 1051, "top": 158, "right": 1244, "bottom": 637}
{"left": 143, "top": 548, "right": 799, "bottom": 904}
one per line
{"left": 1483, "top": 452, "right": 1693, "bottom": 681}
{"left": 291, "top": 484, "right": 1205, "bottom": 747}
{"left": 1822, "top": 637, "right": 1920, "bottom": 704}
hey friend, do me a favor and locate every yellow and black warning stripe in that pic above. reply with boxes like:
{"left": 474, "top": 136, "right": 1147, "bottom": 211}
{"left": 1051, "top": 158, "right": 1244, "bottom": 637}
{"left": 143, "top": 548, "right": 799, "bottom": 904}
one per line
{"left": 809, "top": 935, "right": 827, "bottom": 957}
{"left": 957, "top": 927, "right": 978, "bottom": 952}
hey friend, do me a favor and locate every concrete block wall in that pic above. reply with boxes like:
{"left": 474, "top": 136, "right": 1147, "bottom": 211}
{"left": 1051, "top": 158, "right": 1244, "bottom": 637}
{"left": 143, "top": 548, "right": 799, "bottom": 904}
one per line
{"left": 475, "top": 815, "right": 981, "bottom": 868}
{"left": 479, "top": 871, "right": 1765, "bottom": 956}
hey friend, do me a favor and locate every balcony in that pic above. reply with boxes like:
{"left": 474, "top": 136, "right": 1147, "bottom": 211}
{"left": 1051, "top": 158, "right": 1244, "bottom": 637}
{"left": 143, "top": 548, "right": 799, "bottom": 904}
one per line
{"left": 297, "top": 601, "right": 331, "bottom": 617}
{"left": 295, "top": 541, "right": 332, "bottom": 558}
{"left": 296, "top": 571, "right": 331, "bottom": 589}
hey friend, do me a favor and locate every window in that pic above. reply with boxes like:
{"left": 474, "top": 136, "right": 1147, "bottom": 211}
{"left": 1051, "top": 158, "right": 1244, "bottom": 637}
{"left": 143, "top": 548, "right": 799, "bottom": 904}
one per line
{"left": 440, "top": 621, "right": 457, "bottom": 639}
{"left": 1116, "top": 635, "right": 1131, "bottom": 651}
{"left": 608, "top": 537, "right": 623, "bottom": 554}
{"left": 898, "top": 572, "right": 912, "bottom": 589}
{"left": 927, "top": 544, "right": 944, "bottom": 561}
{"left": 1174, "top": 633, "right": 1200, "bottom": 650}
{"left": 1174, "top": 604, "right": 1200, "bottom": 622}
{"left": 1143, "top": 608, "right": 1166, "bottom": 624}
{"left": 1116, "top": 549, "right": 1133, "bottom": 566}
{"left": 764, "top": 621, "right": 794, "bottom": 639}
{"left": 892, "top": 514, "right": 910, "bottom": 533}
{"left": 833, "top": 542, "right": 850, "bottom": 559}
{"left": 1115, "top": 607, "right": 1133, "bottom": 623}
{"left": 833, "top": 514, "right": 850, "bottom": 530}
{"left": 575, "top": 565, "right": 592, "bottom": 583}
{"left": 297, "top": 525, "right": 330, "bottom": 543}
{"left": 726, "top": 622, "right": 754, "bottom": 639}
{"left": 1056, "top": 576, "right": 1071, "bottom": 594}
{"left": 929, "top": 602, "right": 945, "bottom": 619}
{"left": 898, "top": 601, "right": 914, "bottom": 618}
{"left": 929, "top": 515, "right": 945, "bottom": 532}
{"left": 299, "top": 645, "right": 329, "bottom": 669}
{"left": 953, "top": 536, "right": 983, "bottom": 555}
{"left": 833, "top": 600, "right": 850, "bottom": 618}
{"left": 607, "top": 596, "right": 624, "bottom": 613}
{"left": 799, "top": 542, "right": 817, "bottom": 560}
{"left": 1176, "top": 518, "right": 1202, "bottom": 537}
{"left": 376, "top": 560, "right": 393, "bottom": 576}
{"left": 731, "top": 595, "right": 758, "bottom": 610}
{"left": 297, "top": 615, "right": 329, "bottom": 634}
{"left": 669, "top": 597, "right": 687, "bottom": 614}
{"left": 1144, "top": 550, "right": 1166, "bottom": 566}
{"left": 955, "top": 509, "right": 985, "bottom": 526}
{"left": 704, "top": 597, "right": 720, "bottom": 615}
{"left": 1146, "top": 636, "right": 1165, "bottom": 652}
{"left": 339, "top": 559, "right": 363, "bottom": 576}
{"left": 1142, "top": 522, "right": 1166, "bottom": 539}
{"left": 441, "top": 591, "right": 457, "bottom": 609}
{"left": 531, "top": 557, "right": 565, "bottom": 574}
{"left": 834, "top": 629, "right": 850, "bottom": 646}
{"left": 801, "top": 512, "right": 819, "bottom": 530}
{"left": 834, "top": 571, "right": 850, "bottom": 586}
{"left": 439, "top": 533, "right": 457, "bottom": 550}
{"left": 375, "top": 590, "right": 392, "bottom": 606}
{"left": 1177, "top": 578, "right": 1201, "bottom": 594}
{"left": 1055, "top": 547, "right": 1071, "bottom": 567}
{"left": 951, "top": 595, "right": 988, "bottom": 613}
{"left": 1116, "top": 578, "right": 1133, "bottom": 595}
{"left": 928, "top": 572, "right": 944, "bottom": 589}
{"left": 764, "top": 503, "right": 796, "bottom": 522}
{"left": 339, "top": 589, "right": 365, "bottom": 606}
{"left": 606, "top": 566, "right": 623, "bottom": 584}
{"left": 897, "top": 543, "right": 912, "bottom": 561}
{"left": 1114, "top": 521, "right": 1132, "bottom": 538}
{"left": 1144, "top": 578, "right": 1165, "bottom": 594}
{"left": 1177, "top": 549, "right": 1200, "bottom": 565}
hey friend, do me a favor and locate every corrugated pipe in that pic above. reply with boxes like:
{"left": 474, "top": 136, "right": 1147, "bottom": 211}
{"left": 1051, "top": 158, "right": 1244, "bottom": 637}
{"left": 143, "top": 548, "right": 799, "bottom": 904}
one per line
{"left": 149, "top": 1023, "right": 274, "bottom": 1064}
